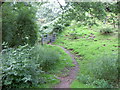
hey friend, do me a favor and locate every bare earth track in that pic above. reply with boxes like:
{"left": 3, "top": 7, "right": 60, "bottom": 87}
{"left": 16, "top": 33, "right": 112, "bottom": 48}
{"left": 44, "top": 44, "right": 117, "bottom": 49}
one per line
{"left": 49, "top": 44, "right": 79, "bottom": 88}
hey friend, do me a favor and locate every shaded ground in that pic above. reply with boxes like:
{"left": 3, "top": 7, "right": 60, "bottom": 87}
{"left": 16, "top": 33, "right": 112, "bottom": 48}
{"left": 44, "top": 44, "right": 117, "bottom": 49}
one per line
{"left": 49, "top": 44, "right": 79, "bottom": 88}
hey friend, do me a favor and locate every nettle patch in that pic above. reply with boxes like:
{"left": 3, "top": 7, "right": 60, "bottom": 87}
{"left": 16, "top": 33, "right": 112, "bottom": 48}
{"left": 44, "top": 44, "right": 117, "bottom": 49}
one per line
{"left": 2, "top": 45, "right": 60, "bottom": 88}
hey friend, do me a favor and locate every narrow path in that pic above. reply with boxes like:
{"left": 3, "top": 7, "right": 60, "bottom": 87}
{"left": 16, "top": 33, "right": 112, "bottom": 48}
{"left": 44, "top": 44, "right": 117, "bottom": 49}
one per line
{"left": 49, "top": 44, "right": 79, "bottom": 88}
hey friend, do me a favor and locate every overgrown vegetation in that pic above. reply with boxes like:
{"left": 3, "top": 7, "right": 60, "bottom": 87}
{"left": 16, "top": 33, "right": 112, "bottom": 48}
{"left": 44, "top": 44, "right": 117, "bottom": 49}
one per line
{"left": 1, "top": 1, "right": 119, "bottom": 89}
{"left": 2, "top": 45, "right": 59, "bottom": 88}
{"left": 54, "top": 23, "right": 119, "bottom": 88}
{"left": 77, "top": 54, "right": 118, "bottom": 88}
{"left": 99, "top": 27, "right": 113, "bottom": 34}
{"left": 2, "top": 44, "right": 74, "bottom": 88}
{"left": 90, "top": 54, "right": 118, "bottom": 83}
{"left": 2, "top": 2, "right": 38, "bottom": 48}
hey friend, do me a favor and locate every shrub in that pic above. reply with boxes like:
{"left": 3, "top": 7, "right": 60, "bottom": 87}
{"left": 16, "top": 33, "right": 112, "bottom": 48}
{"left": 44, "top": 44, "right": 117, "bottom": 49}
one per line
{"left": 92, "top": 79, "right": 112, "bottom": 88}
{"left": 31, "top": 45, "right": 60, "bottom": 71}
{"left": 77, "top": 74, "right": 94, "bottom": 84}
{"left": 89, "top": 53, "right": 118, "bottom": 84}
{"left": 99, "top": 27, "right": 113, "bottom": 34}
{"left": 78, "top": 53, "right": 118, "bottom": 88}
{"left": 64, "top": 22, "right": 70, "bottom": 27}
{"left": 53, "top": 24, "right": 64, "bottom": 33}
{"left": 2, "top": 2, "right": 38, "bottom": 48}
{"left": 2, "top": 45, "right": 42, "bottom": 88}
{"left": 2, "top": 45, "right": 60, "bottom": 88}
{"left": 77, "top": 74, "right": 112, "bottom": 88}
{"left": 52, "top": 17, "right": 69, "bottom": 33}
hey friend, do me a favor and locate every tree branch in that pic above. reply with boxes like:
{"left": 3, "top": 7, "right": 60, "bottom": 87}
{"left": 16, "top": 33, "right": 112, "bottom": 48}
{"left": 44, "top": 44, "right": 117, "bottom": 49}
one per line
{"left": 56, "top": 0, "right": 64, "bottom": 10}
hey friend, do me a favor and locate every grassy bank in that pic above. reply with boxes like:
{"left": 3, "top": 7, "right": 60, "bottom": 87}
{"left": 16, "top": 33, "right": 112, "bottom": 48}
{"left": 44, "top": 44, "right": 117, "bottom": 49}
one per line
{"left": 54, "top": 24, "right": 119, "bottom": 88}
{"left": 38, "top": 45, "right": 74, "bottom": 88}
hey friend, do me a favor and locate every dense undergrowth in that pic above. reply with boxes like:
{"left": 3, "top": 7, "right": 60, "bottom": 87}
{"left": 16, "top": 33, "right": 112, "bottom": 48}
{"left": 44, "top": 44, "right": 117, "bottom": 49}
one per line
{"left": 54, "top": 22, "right": 119, "bottom": 88}
{"left": 1, "top": 44, "right": 73, "bottom": 89}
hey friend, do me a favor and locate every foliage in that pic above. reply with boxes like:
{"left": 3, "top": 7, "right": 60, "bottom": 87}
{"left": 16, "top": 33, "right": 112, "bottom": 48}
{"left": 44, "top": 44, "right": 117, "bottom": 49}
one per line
{"left": 60, "top": 2, "right": 119, "bottom": 28}
{"left": 54, "top": 23, "right": 118, "bottom": 88}
{"left": 99, "top": 27, "right": 113, "bottom": 34}
{"left": 2, "top": 44, "right": 60, "bottom": 88}
{"left": 92, "top": 79, "right": 112, "bottom": 88}
{"left": 63, "top": 2, "right": 107, "bottom": 24}
{"left": 77, "top": 74, "right": 94, "bottom": 84}
{"left": 89, "top": 54, "right": 118, "bottom": 83}
{"left": 53, "top": 24, "right": 64, "bottom": 33}
{"left": 37, "top": 2, "right": 61, "bottom": 22}
{"left": 2, "top": 45, "right": 42, "bottom": 88}
{"left": 70, "top": 80, "right": 95, "bottom": 88}
{"left": 2, "top": 2, "right": 38, "bottom": 48}
{"left": 31, "top": 45, "right": 60, "bottom": 71}
{"left": 1, "top": 1, "right": 119, "bottom": 89}
{"left": 52, "top": 17, "right": 70, "bottom": 34}
{"left": 39, "top": 22, "right": 54, "bottom": 34}
{"left": 77, "top": 74, "right": 112, "bottom": 88}
{"left": 104, "top": 2, "right": 120, "bottom": 14}
{"left": 39, "top": 17, "right": 69, "bottom": 36}
{"left": 38, "top": 45, "right": 74, "bottom": 88}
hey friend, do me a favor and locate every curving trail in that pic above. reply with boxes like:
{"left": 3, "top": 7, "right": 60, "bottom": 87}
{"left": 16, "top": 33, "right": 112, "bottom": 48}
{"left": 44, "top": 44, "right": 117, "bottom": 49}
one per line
{"left": 49, "top": 44, "right": 79, "bottom": 88}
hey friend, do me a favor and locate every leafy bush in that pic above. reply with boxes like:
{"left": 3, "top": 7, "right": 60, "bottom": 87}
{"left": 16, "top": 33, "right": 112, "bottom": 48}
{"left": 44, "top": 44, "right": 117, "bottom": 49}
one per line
{"left": 52, "top": 17, "right": 70, "bottom": 33}
{"left": 2, "top": 45, "right": 60, "bottom": 88}
{"left": 77, "top": 74, "right": 112, "bottom": 88}
{"left": 31, "top": 45, "right": 60, "bottom": 71}
{"left": 92, "top": 79, "right": 112, "bottom": 88}
{"left": 2, "top": 45, "right": 42, "bottom": 88}
{"left": 77, "top": 74, "right": 94, "bottom": 84}
{"left": 53, "top": 24, "right": 64, "bottom": 33}
{"left": 2, "top": 2, "right": 38, "bottom": 48}
{"left": 99, "top": 27, "right": 113, "bottom": 34}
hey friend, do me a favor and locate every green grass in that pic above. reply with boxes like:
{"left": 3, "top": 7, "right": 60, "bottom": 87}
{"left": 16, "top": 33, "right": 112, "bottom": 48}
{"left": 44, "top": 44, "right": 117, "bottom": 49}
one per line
{"left": 70, "top": 80, "right": 95, "bottom": 88}
{"left": 37, "top": 74, "right": 60, "bottom": 88}
{"left": 38, "top": 45, "right": 74, "bottom": 88}
{"left": 54, "top": 24, "right": 118, "bottom": 88}
{"left": 2, "top": 44, "right": 74, "bottom": 88}
{"left": 44, "top": 45, "right": 74, "bottom": 73}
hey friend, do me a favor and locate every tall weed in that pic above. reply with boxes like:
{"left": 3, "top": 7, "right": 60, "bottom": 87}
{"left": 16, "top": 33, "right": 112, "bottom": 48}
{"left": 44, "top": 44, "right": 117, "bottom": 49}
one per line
{"left": 90, "top": 53, "right": 118, "bottom": 83}
{"left": 78, "top": 53, "right": 118, "bottom": 88}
